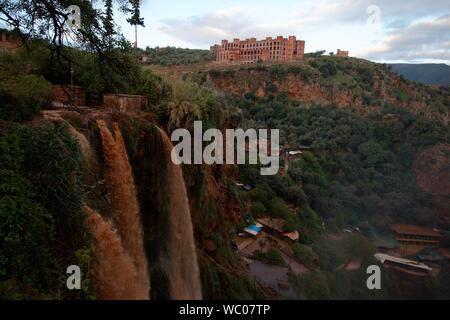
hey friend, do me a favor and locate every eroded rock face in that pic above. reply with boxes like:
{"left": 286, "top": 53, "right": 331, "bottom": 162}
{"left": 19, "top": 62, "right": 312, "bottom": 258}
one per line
{"left": 415, "top": 143, "right": 450, "bottom": 222}
{"left": 205, "top": 68, "right": 436, "bottom": 113}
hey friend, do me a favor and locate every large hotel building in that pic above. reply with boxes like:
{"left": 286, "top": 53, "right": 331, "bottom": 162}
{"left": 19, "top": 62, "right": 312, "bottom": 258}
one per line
{"left": 211, "top": 35, "right": 305, "bottom": 64}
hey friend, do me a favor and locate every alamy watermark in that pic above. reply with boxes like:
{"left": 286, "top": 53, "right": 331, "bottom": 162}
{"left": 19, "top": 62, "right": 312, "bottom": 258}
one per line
{"left": 66, "top": 265, "right": 81, "bottom": 290}
{"left": 366, "top": 5, "right": 382, "bottom": 31}
{"left": 66, "top": 5, "right": 81, "bottom": 30}
{"left": 171, "top": 121, "right": 280, "bottom": 175}
{"left": 366, "top": 265, "right": 381, "bottom": 290}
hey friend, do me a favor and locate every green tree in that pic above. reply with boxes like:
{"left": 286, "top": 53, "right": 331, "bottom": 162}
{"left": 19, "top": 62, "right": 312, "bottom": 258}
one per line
{"left": 292, "top": 270, "right": 331, "bottom": 299}
{"left": 0, "top": 74, "right": 51, "bottom": 121}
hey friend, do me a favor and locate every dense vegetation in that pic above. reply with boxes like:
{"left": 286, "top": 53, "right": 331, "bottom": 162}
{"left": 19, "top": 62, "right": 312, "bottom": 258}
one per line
{"left": 204, "top": 57, "right": 449, "bottom": 115}
{"left": 0, "top": 122, "right": 93, "bottom": 299}
{"left": 141, "top": 47, "right": 215, "bottom": 66}
{"left": 234, "top": 87, "right": 449, "bottom": 231}
{"left": 1, "top": 15, "right": 449, "bottom": 299}
{"left": 0, "top": 41, "right": 172, "bottom": 120}
{"left": 217, "top": 68, "right": 449, "bottom": 298}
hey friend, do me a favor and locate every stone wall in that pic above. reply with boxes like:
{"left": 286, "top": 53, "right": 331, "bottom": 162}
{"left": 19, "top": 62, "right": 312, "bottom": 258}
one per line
{"left": 52, "top": 85, "right": 86, "bottom": 106}
{"left": 103, "top": 94, "right": 148, "bottom": 113}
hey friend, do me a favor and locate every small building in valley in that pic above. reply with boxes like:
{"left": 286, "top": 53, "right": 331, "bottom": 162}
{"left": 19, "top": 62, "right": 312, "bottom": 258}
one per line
{"left": 375, "top": 253, "right": 432, "bottom": 276}
{"left": 391, "top": 224, "right": 442, "bottom": 247}
{"left": 257, "top": 217, "right": 299, "bottom": 242}
{"left": 283, "top": 230, "right": 300, "bottom": 242}
{"left": 244, "top": 224, "right": 263, "bottom": 236}
{"left": 258, "top": 217, "right": 285, "bottom": 236}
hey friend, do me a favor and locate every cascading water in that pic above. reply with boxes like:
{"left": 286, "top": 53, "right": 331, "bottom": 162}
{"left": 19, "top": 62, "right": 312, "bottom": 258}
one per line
{"left": 157, "top": 127, "right": 203, "bottom": 300}
{"left": 96, "top": 120, "right": 150, "bottom": 291}
{"left": 78, "top": 120, "right": 150, "bottom": 299}
{"left": 66, "top": 116, "right": 201, "bottom": 300}
{"left": 67, "top": 125, "right": 95, "bottom": 170}
{"left": 84, "top": 206, "right": 149, "bottom": 299}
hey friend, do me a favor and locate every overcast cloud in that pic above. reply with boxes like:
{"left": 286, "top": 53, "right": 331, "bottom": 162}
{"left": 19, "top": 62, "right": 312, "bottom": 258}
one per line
{"left": 155, "top": 0, "right": 450, "bottom": 64}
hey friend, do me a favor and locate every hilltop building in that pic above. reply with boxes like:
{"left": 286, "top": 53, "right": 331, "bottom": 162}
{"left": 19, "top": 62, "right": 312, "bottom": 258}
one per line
{"left": 336, "top": 49, "right": 349, "bottom": 57}
{"left": 212, "top": 35, "right": 305, "bottom": 64}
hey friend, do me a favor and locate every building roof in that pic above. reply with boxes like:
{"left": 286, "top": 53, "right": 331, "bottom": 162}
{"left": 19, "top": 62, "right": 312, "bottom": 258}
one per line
{"left": 374, "top": 253, "right": 432, "bottom": 271}
{"left": 257, "top": 217, "right": 285, "bottom": 233}
{"left": 283, "top": 230, "right": 299, "bottom": 241}
{"left": 244, "top": 224, "right": 262, "bottom": 236}
{"left": 390, "top": 224, "right": 442, "bottom": 237}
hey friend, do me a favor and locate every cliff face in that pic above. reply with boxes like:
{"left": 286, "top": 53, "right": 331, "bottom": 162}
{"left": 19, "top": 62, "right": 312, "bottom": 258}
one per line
{"left": 181, "top": 163, "right": 267, "bottom": 299}
{"left": 195, "top": 59, "right": 448, "bottom": 121}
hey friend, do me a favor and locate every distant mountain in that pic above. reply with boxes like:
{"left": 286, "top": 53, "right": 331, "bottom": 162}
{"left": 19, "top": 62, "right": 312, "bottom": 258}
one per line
{"left": 389, "top": 63, "right": 450, "bottom": 86}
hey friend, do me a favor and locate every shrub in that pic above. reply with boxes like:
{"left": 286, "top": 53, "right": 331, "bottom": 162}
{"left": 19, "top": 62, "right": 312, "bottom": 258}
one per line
{"left": 265, "top": 83, "right": 277, "bottom": 94}
{"left": 292, "top": 243, "right": 314, "bottom": 267}
{"left": 252, "top": 249, "right": 285, "bottom": 266}
{"left": 287, "top": 65, "right": 303, "bottom": 74}
{"left": 291, "top": 270, "right": 331, "bottom": 299}
{"left": 251, "top": 201, "right": 266, "bottom": 217}
{"left": 342, "top": 234, "right": 375, "bottom": 259}
{"left": 268, "top": 197, "right": 290, "bottom": 218}
{"left": 0, "top": 123, "right": 91, "bottom": 299}
{"left": 319, "top": 61, "right": 337, "bottom": 77}
{"left": 0, "top": 128, "right": 58, "bottom": 297}
{"left": 244, "top": 91, "right": 257, "bottom": 101}
{"left": 297, "top": 206, "right": 324, "bottom": 243}
{"left": 270, "top": 64, "right": 287, "bottom": 79}
{"left": 136, "top": 70, "right": 172, "bottom": 107}
{"left": 266, "top": 248, "right": 285, "bottom": 266}
{"left": 0, "top": 75, "right": 51, "bottom": 121}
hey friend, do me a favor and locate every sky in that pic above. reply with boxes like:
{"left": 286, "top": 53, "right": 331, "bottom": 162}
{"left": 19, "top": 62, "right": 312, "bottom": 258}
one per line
{"left": 111, "top": 0, "right": 450, "bottom": 64}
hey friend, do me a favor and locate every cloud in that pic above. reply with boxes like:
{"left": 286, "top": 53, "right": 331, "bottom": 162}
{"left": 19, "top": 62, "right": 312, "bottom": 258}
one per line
{"left": 360, "top": 14, "right": 450, "bottom": 63}
{"left": 290, "top": 0, "right": 450, "bottom": 26}
{"left": 157, "top": 7, "right": 254, "bottom": 46}
{"left": 155, "top": 0, "right": 450, "bottom": 63}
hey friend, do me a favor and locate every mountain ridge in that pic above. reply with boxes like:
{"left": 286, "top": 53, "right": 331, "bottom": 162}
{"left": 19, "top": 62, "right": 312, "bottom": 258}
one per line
{"left": 388, "top": 63, "right": 450, "bottom": 86}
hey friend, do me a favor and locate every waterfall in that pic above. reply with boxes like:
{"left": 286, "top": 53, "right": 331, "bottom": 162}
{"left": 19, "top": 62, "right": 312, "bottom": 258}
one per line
{"left": 67, "top": 125, "right": 95, "bottom": 170}
{"left": 68, "top": 118, "right": 200, "bottom": 299}
{"left": 85, "top": 206, "right": 149, "bottom": 299}
{"left": 92, "top": 120, "right": 150, "bottom": 299}
{"left": 157, "top": 127, "right": 203, "bottom": 300}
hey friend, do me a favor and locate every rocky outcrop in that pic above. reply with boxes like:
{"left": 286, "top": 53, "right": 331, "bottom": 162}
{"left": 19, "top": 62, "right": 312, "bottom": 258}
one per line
{"left": 201, "top": 62, "right": 447, "bottom": 118}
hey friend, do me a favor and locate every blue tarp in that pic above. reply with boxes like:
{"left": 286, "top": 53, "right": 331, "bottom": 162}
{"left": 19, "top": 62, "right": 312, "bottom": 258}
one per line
{"left": 247, "top": 225, "right": 261, "bottom": 233}
{"left": 244, "top": 224, "right": 262, "bottom": 236}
